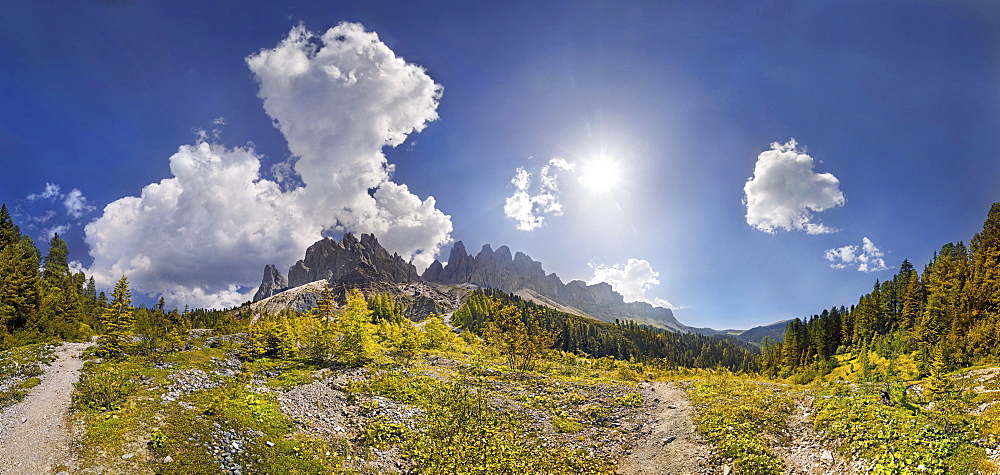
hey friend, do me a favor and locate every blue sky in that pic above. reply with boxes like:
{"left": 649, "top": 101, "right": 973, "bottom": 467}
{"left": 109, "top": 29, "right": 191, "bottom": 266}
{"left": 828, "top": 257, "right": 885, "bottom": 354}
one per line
{"left": 3, "top": 1, "right": 999, "bottom": 329}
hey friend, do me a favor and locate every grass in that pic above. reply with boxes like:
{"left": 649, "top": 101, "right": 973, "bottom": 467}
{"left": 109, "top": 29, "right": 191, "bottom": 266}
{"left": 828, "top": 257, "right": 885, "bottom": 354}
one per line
{"left": 0, "top": 343, "right": 56, "bottom": 407}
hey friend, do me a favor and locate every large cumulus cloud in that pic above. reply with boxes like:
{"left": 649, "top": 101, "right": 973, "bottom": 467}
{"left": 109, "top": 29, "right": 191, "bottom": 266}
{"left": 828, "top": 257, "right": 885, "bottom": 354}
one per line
{"left": 743, "top": 139, "right": 845, "bottom": 234}
{"left": 84, "top": 23, "right": 452, "bottom": 307}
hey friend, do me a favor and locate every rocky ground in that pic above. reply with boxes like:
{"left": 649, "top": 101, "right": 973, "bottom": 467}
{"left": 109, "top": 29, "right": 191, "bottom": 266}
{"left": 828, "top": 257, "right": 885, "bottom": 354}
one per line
{"left": 0, "top": 341, "right": 92, "bottom": 475}
{"left": 771, "top": 397, "right": 862, "bottom": 475}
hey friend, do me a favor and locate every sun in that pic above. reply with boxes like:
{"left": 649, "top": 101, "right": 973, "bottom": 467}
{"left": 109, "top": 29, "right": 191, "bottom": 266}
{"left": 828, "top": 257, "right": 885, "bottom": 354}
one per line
{"left": 578, "top": 157, "right": 623, "bottom": 193}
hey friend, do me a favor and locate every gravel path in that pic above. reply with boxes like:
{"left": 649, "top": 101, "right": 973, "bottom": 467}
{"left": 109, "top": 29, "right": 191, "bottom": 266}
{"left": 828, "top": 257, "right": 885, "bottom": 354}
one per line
{"left": 618, "top": 381, "right": 721, "bottom": 475}
{"left": 0, "top": 341, "right": 92, "bottom": 475}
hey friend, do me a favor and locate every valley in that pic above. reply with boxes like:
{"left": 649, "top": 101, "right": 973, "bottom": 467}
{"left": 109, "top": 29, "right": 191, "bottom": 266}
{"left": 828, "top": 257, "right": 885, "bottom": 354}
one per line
{"left": 6, "top": 204, "right": 1000, "bottom": 473}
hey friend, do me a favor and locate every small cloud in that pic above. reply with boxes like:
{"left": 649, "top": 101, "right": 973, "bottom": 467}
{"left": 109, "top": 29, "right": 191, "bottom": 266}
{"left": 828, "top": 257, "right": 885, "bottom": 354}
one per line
{"left": 17, "top": 184, "right": 94, "bottom": 241}
{"left": 743, "top": 139, "right": 845, "bottom": 234}
{"left": 825, "top": 237, "right": 889, "bottom": 272}
{"left": 503, "top": 157, "right": 575, "bottom": 231}
{"left": 42, "top": 224, "right": 71, "bottom": 240}
{"left": 63, "top": 188, "right": 95, "bottom": 218}
{"left": 27, "top": 183, "right": 61, "bottom": 201}
{"left": 588, "top": 258, "right": 680, "bottom": 309}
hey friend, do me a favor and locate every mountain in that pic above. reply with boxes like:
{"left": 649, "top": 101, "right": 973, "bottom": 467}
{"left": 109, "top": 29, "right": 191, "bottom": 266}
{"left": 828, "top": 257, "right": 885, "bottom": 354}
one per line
{"left": 252, "top": 235, "right": 737, "bottom": 336}
{"left": 421, "top": 241, "right": 721, "bottom": 334}
{"left": 731, "top": 320, "right": 790, "bottom": 347}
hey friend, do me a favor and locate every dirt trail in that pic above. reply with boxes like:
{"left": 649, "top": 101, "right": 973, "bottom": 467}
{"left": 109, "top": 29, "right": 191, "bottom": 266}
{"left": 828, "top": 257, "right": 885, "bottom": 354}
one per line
{"left": 618, "top": 381, "right": 721, "bottom": 475}
{"left": 0, "top": 341, "right": 92, "bottom": 475}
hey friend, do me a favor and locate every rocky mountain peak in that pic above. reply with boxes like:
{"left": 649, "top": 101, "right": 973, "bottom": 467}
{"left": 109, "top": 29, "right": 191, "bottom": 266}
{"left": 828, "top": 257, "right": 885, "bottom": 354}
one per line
{"left": 252, "top": 264, "right": 288, "bottom": 302}
{"left": 421, "top": 242, "right": 690, "bottom": 332}
{"left": 253, "top": 233, "right": 420, "bottom": 302}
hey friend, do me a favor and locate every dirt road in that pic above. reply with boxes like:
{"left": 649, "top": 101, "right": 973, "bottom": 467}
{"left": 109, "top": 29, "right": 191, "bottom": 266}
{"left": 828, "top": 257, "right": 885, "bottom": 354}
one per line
{"left": 618, "top": 381, "right": 722, "bottom": 475}
{"left": 0, "top": 341, "right": 92, "bottom": 475}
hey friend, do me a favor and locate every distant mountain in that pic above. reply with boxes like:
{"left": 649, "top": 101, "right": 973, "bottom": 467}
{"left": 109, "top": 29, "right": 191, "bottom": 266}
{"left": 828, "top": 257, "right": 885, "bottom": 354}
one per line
{"left": 732, "top": 320, "right": 790, "bottom": 347}
{"left": 252, "top": 234, "right": 738, "bottom": 336}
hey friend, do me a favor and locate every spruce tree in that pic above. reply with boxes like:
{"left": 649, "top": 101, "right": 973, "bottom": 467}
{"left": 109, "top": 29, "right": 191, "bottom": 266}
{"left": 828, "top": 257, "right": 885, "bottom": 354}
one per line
{"left": 0, "top": 204, "right": 20, "bottom": 251}
{"left": 98, "top": 276, "right": 135, "bottom": 359}
{"left": 42, "top": 233, "right": 69, "bottom": 283}
{"left": 0, "top": 235, "right": 41, "bottom": 335}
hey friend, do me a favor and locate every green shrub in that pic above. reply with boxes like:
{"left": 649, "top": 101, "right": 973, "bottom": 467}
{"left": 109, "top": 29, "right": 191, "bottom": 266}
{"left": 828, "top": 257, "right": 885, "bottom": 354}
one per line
{"left": 551, "top": 415, "right": 583, "bottom": 434}
{"left": 357, "top": 415, "right": 409, "bottom": 448}
{"left": 615, "top": 392, "right": 644, "bottom": 407}
{"left": 73, "top": 363, "right": 138, "bottom": 411}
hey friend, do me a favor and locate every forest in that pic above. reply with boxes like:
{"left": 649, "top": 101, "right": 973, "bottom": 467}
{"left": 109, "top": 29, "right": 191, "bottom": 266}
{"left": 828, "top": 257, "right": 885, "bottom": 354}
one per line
{"left": 762, "top": 202, "right": 1000, "bottom": 384}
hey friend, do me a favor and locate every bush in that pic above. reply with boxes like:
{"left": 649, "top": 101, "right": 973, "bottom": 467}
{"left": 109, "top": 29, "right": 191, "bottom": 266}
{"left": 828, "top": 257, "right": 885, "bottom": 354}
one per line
{"left": 73, "top": 363, "right": 137, "bottom": 411}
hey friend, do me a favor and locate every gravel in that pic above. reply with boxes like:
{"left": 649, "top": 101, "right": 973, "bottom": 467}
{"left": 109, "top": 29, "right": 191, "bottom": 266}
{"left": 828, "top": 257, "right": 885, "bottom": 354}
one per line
{"left": 0, "top": 341, "right": 93, "bottom": 475}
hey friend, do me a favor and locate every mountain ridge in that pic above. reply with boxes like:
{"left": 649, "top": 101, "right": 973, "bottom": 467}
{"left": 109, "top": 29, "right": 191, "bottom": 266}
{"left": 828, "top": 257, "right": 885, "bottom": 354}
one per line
{"left": 251, "top": 234, "right": 781, "bottom": 340}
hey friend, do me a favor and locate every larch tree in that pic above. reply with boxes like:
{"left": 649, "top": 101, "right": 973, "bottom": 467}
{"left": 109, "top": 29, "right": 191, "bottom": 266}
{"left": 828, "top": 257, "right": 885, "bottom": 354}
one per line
{"left": 339, "top": 289, "right": 378, "bottom": 366}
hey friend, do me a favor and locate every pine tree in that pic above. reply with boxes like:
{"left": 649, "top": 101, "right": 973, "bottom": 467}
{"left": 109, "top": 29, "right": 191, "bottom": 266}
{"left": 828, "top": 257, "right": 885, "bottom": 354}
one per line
{"left": 98, "top": 276, "right": 135, "bottom": 359}
{"left": 303, "top": 286, "right": 338, "bottom": 364}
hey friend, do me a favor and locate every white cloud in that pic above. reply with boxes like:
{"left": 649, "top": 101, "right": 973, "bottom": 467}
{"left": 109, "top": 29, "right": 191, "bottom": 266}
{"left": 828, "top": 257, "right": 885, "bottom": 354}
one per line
{"left": 27, "top": 183, "right": 61, "bottom": 201}
{"left": 83, "top": 22, "right": 453, "bottom": 308}
{"left": 588, "top": 258, "right": 679, "bottom": 309}
{"left": 504, "top": 157, "right": 575, "bottom": 231}
{"left": 17, "top": 184, "right": 94, "bottom": 242}
{"left": 743, "top": 139, "right": 845, "bottom": 234}
{"left": 63, "top": 188, "right": 95, "bottom": 218}
{"left": 42, "top": 224, "right": 70, "bottom": 240}
{"left": 824, "top": 237, "right": 889, "bottom": 272}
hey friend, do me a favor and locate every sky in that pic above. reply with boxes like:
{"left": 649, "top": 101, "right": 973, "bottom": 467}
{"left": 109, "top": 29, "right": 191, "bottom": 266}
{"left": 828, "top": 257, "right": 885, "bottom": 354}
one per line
{"left": 3, "top": 1, "right": 1000, "bottom": 330}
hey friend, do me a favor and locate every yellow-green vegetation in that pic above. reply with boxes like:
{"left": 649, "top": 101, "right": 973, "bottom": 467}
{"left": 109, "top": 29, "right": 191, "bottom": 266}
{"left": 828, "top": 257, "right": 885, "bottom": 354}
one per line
{"left": 68, "top": 285, "right": 665, "bottom": 474}
{"left": 74, "top": 341, "right": 343, "bottom": 474}
{"left": 686, "top": 377, "right": 795, "bottom": 475}
{"left": 0, "top": 342, "right": 55, "bottom": 407}
{"left": 812, "top": 382, "right": 987, "bottom": 475}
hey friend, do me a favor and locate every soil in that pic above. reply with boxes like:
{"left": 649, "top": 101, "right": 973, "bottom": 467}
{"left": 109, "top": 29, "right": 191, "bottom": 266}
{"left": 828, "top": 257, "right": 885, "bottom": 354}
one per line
{"left": 618, "top": 381, "right": 722, "bottom": 475}
{"left": 0, "top": 341, "right": 93, "bottom": 475}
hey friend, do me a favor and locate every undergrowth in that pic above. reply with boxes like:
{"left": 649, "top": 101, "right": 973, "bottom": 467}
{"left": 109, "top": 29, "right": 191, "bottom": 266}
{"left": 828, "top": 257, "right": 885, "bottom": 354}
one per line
{"left": 813, "top": 383, "right": 988, "bottom": 474}
{"left": 686, "top": 377, "right": 794, "bottom": 474}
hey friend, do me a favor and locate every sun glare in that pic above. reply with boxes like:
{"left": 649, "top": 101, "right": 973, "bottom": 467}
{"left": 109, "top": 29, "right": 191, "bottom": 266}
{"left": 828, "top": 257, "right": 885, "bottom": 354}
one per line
{"left": 578, "top": 157, "right": 623, "bottom": 193}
